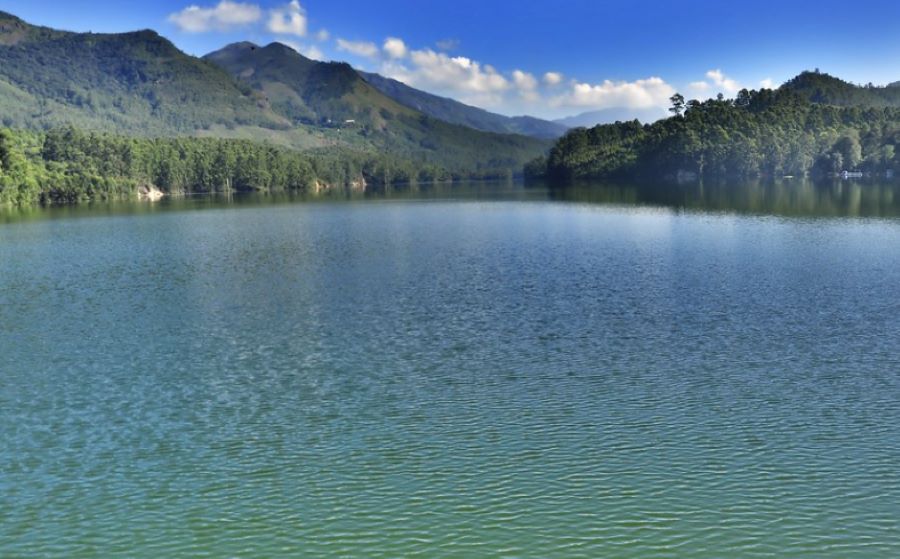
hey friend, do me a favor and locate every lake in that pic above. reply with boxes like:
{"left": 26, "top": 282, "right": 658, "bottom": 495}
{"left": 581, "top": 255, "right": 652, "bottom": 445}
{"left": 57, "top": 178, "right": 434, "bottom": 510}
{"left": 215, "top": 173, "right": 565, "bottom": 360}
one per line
{"left": 2, "top": 181, "right": 900, "bottom": 557}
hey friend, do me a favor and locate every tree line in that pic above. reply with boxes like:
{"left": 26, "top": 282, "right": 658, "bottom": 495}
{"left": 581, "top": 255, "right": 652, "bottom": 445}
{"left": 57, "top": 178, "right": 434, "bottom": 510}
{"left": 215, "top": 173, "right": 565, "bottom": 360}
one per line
{"left": 530, "top": 87, "right": 900, "bottom": 182}
{"left": 0, "top": 126, "right": 508, "bottom": 205}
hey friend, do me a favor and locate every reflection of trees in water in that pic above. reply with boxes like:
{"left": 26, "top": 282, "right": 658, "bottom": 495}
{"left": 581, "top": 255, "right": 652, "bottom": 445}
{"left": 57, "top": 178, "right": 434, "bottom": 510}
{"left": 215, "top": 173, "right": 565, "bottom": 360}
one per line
{"left": 547, "top": 179, "right": 900, "bottom": 218}
{"left": 5, "top": 179, "right": 900, "bottom": 224}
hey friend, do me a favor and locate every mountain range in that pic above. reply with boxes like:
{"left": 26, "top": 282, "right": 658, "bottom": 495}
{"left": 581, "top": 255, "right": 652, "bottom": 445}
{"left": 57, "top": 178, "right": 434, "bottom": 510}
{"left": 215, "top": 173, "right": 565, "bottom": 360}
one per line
{"left": 0, "top": 10, "right": 550, "bottom": 174}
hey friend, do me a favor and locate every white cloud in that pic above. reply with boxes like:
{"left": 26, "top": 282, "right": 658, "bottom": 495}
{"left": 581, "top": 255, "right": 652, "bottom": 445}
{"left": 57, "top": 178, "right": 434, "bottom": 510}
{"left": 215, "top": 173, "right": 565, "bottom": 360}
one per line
{"left": 408, "top": 50, "right": 509, "bottom": 93}
{"left": 513, "top": 70, "right": 538, "bottom": 91}
{"left": 337, "top": 38, "right": 380, "bottom": 59}
{"left": 397, "top": 49, "right": 510, "bottom": 102}
{"left": 551, "top": 77, "right": 676, "bottom": 109}
{"left": 279, "top": 40, "right": 324, "bottom": 60}
{"left": 512, "top": 70, "right": 539, "bottom": 102}
{"left": 315, "top": 29, "right": 330, "bottom": 42}
{"left": 705, "top": 69, "right": 741, "bottom": 95}
{"left": 688, "top": 80, "right": 711, "bottom": 96}
{"left": 760, "top": 78, "right": 774, "bottom": 89}
{"left": 380, "top": 50, "right": 512, "bottom": 107}
{"left": 267, "top": 0, "right": 307, "bottom": 37}
{"left": 383, "top": 37, "right": 407, "bottom": 59}
{"left": 302, "top": 44, "right": 324, "bottom": 60}
{"left": 167, "top": 1, "right": 261, "bottom": 33}
{"left": 543, "top": 71, "right": 564, "bottom": 86}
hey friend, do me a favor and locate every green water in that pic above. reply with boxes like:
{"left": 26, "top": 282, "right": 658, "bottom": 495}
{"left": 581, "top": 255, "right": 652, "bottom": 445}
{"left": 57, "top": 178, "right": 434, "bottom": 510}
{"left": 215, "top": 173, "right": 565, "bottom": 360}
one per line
{"left": 2, "top": 182, "right": 899, "bottom": 557}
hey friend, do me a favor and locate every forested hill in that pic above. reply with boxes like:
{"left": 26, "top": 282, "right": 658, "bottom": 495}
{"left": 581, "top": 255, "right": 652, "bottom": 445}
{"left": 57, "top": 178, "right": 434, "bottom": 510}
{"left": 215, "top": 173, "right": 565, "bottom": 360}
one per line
{"left": 204, "top": 42, "right": 548, "bottom": 172}
{"left": 783, "top": 71, "right": 900, "bottom": 107}
{"left": 532, "top": 84, "right": 900, "bottom": 182}
{"left": 0, "top": 11, "right": 287, "bottom": 133}
{"left": 0, "top": 11, "right": 548, "bottom": 178}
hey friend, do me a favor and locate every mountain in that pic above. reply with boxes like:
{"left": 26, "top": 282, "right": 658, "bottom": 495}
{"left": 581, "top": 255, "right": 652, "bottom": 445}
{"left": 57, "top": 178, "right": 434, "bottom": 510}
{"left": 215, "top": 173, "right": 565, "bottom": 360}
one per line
{"left": 0, "top": 12, "right": 548, "bottom": 175}
{"left": 205, "top": 42, "right": 417, "bottom": 131}
{"left": 204, "top": 42, "right": 549, "bottom": 171}
{"left": 782, "top": 71, "right": 900, "bottom": 107}
{"left": 554, "top": 107, "right": 668, "bottom": 128}
{"left": 0, "top": 11, "right": 286, "bottom": 133}
{"left": 358, "top": 70, "right": 568, "bottom": 139}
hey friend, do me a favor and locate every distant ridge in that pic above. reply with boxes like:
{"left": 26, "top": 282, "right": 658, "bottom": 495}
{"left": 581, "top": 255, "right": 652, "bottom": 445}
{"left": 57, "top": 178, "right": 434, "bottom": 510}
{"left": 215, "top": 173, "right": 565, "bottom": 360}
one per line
{"left": 554, "top": 107, "right": 669, "bottom": 128}
{"left": 358, "top": 70, "right": 568, "bottom": 139}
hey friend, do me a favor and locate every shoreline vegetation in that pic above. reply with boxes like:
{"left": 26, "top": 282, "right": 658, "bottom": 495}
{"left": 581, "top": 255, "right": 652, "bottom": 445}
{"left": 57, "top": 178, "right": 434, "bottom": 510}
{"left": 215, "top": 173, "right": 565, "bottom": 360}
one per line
{"left": 528, "top": 72, "right": 900, "bottom": 183}
{"left": 0, "top": 126, "right": 521, "bottom": 206}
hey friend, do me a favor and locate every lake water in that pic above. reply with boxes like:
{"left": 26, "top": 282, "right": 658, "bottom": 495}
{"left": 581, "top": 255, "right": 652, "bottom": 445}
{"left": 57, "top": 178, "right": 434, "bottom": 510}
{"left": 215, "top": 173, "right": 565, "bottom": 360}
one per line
{"left": 2, "top": 181, "right": 900, "bottom": 557}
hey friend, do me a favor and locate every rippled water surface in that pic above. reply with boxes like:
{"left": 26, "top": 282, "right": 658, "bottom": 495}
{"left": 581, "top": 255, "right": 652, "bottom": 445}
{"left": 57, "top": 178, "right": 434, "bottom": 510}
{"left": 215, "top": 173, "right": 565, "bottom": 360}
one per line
{"left": 2, "top": 184, "right": 900, "bottom": 557}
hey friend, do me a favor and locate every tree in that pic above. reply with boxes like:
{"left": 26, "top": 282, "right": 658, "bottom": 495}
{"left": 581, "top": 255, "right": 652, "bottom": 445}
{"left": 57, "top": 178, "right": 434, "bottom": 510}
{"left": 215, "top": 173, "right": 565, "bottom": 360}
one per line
{"left": 735, "top": 89, "right": 753, "bottom": 108}
{"left": 669, "top": 93, "right": 686, "bottom": 117}
{"left": 834, "top": 135, "right": 862, "bottom": 170}
{"left": 0, "top": 129, "right": 11, "bottom": 173}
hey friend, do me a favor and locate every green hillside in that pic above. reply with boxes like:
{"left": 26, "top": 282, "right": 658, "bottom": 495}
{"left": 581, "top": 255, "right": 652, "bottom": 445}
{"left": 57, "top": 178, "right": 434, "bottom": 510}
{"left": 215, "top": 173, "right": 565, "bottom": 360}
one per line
{"left": 0, "top": 11, "right": 287, "bottom": 133}
{"left": 204, "top": 42, "right": 550, "bottom": 173}
{"left": 782, "top": 70, "right": 900, "bottom": 107}
{"left": 532, "top": 83, "right": 900, "bottom": 182}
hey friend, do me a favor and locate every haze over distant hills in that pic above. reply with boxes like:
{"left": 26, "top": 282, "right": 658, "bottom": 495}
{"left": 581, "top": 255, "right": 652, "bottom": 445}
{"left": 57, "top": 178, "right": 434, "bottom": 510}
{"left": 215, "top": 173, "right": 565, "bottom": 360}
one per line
{"left": 553, "top": 108, "right": 669, "bottom": 129}
{"left": 357, "top": 71, "right": 568, "bottom": 139}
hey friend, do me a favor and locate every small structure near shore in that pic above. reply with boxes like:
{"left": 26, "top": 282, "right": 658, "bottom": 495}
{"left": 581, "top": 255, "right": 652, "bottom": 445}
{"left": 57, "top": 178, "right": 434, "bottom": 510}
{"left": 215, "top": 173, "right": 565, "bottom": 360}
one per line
{"left": 138, "top": 184, "right": 165, "bottom": 201}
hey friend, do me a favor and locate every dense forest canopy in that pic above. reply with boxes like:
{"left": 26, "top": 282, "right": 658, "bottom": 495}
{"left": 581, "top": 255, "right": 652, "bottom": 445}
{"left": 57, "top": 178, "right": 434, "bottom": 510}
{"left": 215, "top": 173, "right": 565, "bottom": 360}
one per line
{"left": 0, "top": 126, "right": 497, "bottom": 205}
{"left": 531, "top": 80, "right": 900, "bottom": 182}
{"left": 783, "top": 70, "right": 900, "bottom": 108}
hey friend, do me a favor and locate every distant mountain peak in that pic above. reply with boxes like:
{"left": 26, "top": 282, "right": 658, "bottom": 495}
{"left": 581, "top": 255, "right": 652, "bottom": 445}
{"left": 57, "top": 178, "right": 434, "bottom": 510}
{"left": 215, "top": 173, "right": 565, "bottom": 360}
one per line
{"left": 224, "top": 41, "right": 260, "bottom": 50}
{"left": 0, "top": 10, "right": 22, "bottom": 22}
{"left": 264, "top": 41, "right": 302, "bottom": 54}
{"left": 0, "top": 10, "right": 30, "bottom": 44}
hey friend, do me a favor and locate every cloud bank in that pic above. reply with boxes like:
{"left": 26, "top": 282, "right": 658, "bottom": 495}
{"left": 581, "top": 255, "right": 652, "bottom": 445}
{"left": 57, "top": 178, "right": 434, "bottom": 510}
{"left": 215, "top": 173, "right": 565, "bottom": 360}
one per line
{"left": 168, "top": 1, "right": 261, "bottom": 33}
{"left": 166, "top": 1, "right": 757, "bottom": 118}
{"left": 267, "top": 0, "right": 307, "bottom": 37}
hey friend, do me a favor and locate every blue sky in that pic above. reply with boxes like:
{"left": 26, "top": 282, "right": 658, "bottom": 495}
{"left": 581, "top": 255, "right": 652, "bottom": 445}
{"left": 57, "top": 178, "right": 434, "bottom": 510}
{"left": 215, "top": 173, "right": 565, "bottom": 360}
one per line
{"left": 2, "top": 0, "right": 900, "bottom": 119}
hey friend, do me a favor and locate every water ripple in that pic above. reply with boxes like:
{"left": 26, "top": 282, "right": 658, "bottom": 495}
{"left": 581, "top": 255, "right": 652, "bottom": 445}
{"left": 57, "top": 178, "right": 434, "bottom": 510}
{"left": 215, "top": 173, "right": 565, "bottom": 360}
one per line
{"left": 2, "top": 199, "right": 900, "bottom": 557}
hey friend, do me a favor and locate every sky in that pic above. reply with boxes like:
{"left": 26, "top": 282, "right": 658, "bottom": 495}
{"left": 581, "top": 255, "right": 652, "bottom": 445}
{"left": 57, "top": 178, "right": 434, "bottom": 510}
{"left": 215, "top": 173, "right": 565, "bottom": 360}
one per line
{"left": 2, "top": 0, "right": 900, "bottom": 120}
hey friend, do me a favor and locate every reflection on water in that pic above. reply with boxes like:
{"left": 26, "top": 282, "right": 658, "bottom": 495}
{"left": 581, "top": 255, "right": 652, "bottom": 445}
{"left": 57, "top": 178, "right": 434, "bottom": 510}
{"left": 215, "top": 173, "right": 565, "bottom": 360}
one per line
{"left": 3, "top": 183, "right": 900, "bottom": 557}
{"left": 547, "top": 179, "right": 900, "bottom": 218}
{"left": 2, "top": 178, "right": 899, "bottom": 224}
